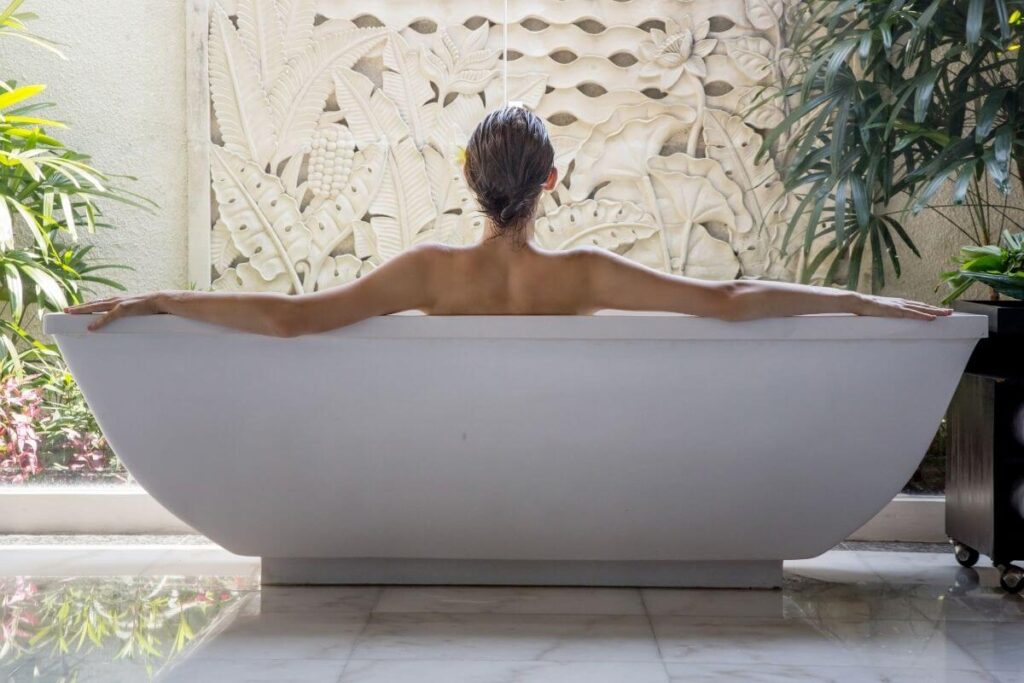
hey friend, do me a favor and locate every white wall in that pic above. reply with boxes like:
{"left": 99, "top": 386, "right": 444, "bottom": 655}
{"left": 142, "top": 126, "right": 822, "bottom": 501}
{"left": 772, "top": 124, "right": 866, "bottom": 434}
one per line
{"left": 0, "top": 1, "right": 1013, "bottom": 305}
{"left": 0, "top": 0, "right": 190, "bottom": 294}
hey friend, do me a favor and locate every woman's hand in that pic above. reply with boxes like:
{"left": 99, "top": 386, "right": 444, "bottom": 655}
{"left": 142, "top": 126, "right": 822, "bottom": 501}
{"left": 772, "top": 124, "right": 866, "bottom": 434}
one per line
{"left": 64, "top": 294, "right": 164, "bottom": 331}
{"left": 852, "top": 294, "right": 952, "bottom": 320}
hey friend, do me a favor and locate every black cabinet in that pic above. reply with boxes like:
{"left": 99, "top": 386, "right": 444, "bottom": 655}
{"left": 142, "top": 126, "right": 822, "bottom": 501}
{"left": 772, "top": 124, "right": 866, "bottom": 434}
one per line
{"left": 947, "top": 301, "right": 1024, "bottom": 593}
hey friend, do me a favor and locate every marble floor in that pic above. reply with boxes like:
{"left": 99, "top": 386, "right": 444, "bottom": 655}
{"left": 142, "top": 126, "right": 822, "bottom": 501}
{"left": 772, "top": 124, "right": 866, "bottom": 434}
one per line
{"left": 0, "top": 540, "right": 1021, "bottom": 682}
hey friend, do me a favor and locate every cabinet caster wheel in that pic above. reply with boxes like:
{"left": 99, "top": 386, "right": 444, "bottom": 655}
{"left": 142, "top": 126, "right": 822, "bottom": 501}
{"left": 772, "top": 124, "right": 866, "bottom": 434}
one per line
{"left": 953, "top": 542, "right": 979, "bottom": 568}
{"left": 999, "top": 565, "right": 1024, "bottom": 594}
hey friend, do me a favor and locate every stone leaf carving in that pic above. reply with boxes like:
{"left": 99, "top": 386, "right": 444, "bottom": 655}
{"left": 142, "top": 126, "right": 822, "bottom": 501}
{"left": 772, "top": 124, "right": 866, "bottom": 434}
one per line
{"left": 331, "top": 67, "right": 436, "bottom": 261}
{"left": 383, "top": 31, "right": 437, "bottom": 148}
{"left": 420, "top": 25, "right": 498, "bottom": 99}
{"left": 332, "top": 68, "right": 410, "bottom": 145}
{"left": 746, "top": 0, "right": 785, "bottom": 30}
{"left": 483, "top": 73, "right": 548, "bottom": 110}
{"left": 235, "top": 0, "right": 285, "bottom": 88}
{"left": 369, "top": 138, "right": 437, "bottom": 262}
{"left": 737, "top": 86, "right": 786, "bottom": 130}
{"left": 276, "top": 0, "right": 315, "bottom": 62}
{"left": 304, "top": 140, "right": 387, "bottom": 278}
{"left": 211, "top": 218, "right": 241, "bottom": 273}
{"left": 314, "top": 253, "right": 363, "bottom": 291}
{"left": 650, "top": 171, "right": 743, "bottom": 278}
{"left": 725, "top": 36, "right": 775, "bottom": 82}
{"left": 214, "top": 261, "right": 293, "bottom": 293}
{"left": 535, "top": 200, "right": 659, "bottom": 252}
{"left": 306, "top": 136, "right": 386, "bottom": 221}
{"left": 210, "top": 145, "right": 310, "bottom": 294}
{"left": 702, "top": 109, "right": 788, "bottom": 238}
{"left": 569, "top": 103, "right": 697, "bottom": 203}
{"left": 423, "top": 145, "right": 483, "bottom": 246}
{"left": 428, "top": 93, "right": 487, "bottom": 151}
{"left": 268, "top": 27, "right": 387, "bottom": 163}
{"left": 648, "top": 154, "right": 754, "bottom": 235}
{"left": 209, "top": 6, "right": 277, "bottom": 168}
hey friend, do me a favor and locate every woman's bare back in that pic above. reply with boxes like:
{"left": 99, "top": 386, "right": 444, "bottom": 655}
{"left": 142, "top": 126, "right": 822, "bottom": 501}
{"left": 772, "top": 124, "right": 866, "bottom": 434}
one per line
{"left": 420, "top": 243, "right": 594, "bottom": 316}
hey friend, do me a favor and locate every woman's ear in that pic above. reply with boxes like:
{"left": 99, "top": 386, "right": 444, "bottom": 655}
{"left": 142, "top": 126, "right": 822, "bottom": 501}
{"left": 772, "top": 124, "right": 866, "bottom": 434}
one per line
{"left": 543, "top": 167, "right": 558, "bottom": 191}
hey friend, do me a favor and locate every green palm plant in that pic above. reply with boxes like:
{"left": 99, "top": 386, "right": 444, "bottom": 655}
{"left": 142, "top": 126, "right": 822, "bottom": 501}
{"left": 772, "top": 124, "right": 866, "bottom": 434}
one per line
{"left": 0, "top": 0, "right": 60, "bottom": 53}
{"left": 0, "top": 0, "right": 145, "bottom": 375}
{"left": 765, "top": 0, "right": 1024, "bottom": 293}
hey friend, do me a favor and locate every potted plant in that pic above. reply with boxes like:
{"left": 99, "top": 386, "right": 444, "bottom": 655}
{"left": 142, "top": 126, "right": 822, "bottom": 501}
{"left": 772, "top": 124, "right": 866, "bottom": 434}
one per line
{"left": 942, "top": 234, "right": 1024, "bottom": 339}
{"left": 767, "top": 0, "right": 1024, "bottom": 590}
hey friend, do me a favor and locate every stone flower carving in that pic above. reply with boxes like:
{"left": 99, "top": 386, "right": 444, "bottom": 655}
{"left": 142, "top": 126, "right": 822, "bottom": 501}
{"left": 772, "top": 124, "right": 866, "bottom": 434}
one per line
{"left": 638, "top": 17, "right": 717, "bottom": 89}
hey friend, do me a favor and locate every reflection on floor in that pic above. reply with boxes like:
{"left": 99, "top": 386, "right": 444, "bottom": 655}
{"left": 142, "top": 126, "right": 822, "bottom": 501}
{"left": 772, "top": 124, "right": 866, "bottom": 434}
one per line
{"left": 0, "top": 541, "right": 1022, "bottom": 682}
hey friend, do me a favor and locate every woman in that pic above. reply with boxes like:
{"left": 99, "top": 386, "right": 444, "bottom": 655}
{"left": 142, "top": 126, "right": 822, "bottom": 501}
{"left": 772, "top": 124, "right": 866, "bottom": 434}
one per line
{"left": 67, "top": 106, "right": 950, "bottom": 333}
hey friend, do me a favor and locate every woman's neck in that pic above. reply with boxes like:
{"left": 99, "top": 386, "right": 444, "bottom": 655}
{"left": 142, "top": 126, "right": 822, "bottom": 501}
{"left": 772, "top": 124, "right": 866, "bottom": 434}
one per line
{"left": 480, "top": 220, "right": 535, "bottom": 246}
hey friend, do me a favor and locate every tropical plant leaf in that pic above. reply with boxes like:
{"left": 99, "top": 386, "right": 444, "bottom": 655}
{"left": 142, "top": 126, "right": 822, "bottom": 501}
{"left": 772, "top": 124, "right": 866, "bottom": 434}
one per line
{"left": 0, "top": 82, "right": 44, "bottom": 110}
{"left": 0, "top": 196, "right": 12, "bottom": 248}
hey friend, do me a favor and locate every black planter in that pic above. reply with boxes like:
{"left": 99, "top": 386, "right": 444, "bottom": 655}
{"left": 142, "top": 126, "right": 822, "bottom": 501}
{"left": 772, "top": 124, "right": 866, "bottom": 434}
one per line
{"left": 947, "top": 299, "right": 1024, "bottom": 592}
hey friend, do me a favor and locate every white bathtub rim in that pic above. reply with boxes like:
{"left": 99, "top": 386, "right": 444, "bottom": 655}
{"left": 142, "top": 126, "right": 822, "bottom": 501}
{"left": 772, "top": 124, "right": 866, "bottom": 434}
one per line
{"left": 42, "top": 311, "right": 988, "bottom": 342}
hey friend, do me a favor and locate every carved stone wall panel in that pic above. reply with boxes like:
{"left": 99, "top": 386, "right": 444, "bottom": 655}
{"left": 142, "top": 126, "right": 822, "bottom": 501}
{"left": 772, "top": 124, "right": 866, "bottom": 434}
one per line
{"left": 206, "top": 0, "right": 800, "bottom": 294}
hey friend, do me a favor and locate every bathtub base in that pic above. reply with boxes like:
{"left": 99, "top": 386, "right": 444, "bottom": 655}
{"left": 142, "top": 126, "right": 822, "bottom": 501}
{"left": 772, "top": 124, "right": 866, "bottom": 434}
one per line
{"left": 260, "top": 558, "right": 783, "bottom": 588}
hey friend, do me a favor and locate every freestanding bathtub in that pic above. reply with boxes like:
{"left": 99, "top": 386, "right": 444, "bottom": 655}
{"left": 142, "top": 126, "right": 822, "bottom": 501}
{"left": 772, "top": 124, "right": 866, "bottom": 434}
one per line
{"left": 44, "top": 312, "right": 986, "bottom": 587}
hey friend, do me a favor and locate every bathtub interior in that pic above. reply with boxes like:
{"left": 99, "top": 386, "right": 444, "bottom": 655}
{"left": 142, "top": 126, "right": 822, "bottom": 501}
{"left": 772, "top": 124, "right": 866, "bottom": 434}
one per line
{"left": 45, "top": 313, "right": 986, "bottom": 583}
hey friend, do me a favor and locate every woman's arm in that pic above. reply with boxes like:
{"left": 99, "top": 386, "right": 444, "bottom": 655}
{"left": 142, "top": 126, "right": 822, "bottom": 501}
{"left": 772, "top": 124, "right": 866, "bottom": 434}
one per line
{"left": 582, "top": 249, "right": 950, "bottom": 320}
{"left": 66, "top": 245, "right": 438, "bottom": 335}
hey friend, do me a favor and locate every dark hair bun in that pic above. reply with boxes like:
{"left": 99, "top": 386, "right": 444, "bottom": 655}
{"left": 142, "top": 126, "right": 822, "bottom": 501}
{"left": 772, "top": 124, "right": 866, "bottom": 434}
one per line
{"left": 499, "top": 195, "right": 532, "bottom": 224}
{"left": 464, "top": 106, "right": 555, "bottom": 240}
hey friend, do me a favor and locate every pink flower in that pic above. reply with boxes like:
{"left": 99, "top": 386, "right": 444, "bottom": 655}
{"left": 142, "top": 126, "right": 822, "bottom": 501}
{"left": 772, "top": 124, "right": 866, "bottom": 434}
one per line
{"left": 61, "top": 427, "right": 111, "bottom": 472}
{"left": 0, "top": 375, "right": 44, "bottom": 483}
